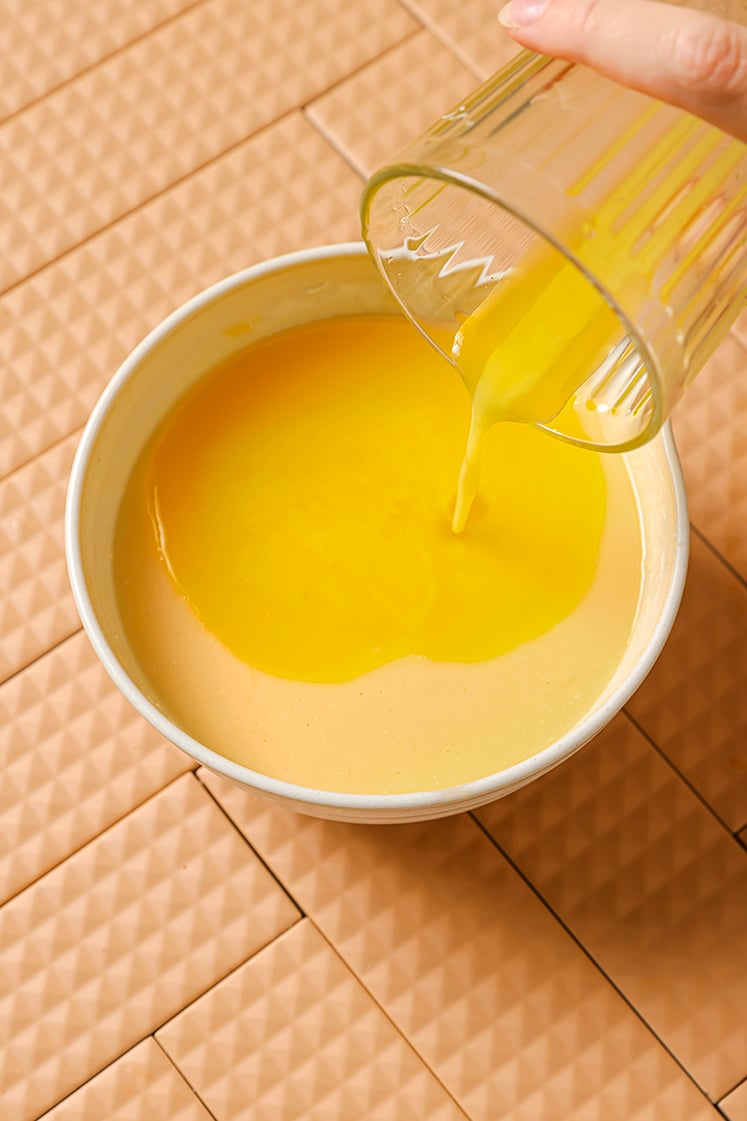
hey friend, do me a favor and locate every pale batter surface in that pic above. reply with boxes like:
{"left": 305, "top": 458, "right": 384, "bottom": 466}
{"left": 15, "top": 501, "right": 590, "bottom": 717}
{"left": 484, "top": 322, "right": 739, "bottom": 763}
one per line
{"left": 113, "top": 316, "right": 643, "bottom": 794}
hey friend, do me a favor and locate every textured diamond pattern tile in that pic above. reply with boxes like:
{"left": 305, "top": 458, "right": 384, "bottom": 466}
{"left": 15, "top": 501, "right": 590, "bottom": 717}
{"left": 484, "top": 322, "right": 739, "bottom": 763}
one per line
{"left": 0, "top": 774, "right": 299, "bottom": 1121}
{"left": 401, "top": 0, "right": 520, "bottom": 78}
{"left": 627, "top": 534, "right": 747, "bottom": 833}
{"left": 199, "top": 770, "right": 717, "bottom": 1121}
{"left": 0, "top": 0, "right": 415, "bottom": 294}
{"left": 0, "top": 1, "right": 744, "bottom": 1115}
{"left": 0, "top": 112, "right": 361, "bottom": 480}
{"left": 0, "top": 433, "right": 80, "bottom": 683}
{"left": 158, "top": 919, "right": 467, "bottom": 1121}
{"left": 1, "top": 0, "right": 202, "bottom": 122}
{"left": 0, "top": 630, "right": 192, "bottom": 906}
{"left": 308, "top": 30, "right": 476, "bottom": 176}
{"left": 672, "top": 336, "right": 747, "bottom": 580}
{"left": 721, "top": 1078, "right": 747, "bottom": 1121}
{"left": 43, "top": 1038, "right": 212, "bottom": 1121}
{"left": 478, "top": 714, "right": 747, "bottom": 1101}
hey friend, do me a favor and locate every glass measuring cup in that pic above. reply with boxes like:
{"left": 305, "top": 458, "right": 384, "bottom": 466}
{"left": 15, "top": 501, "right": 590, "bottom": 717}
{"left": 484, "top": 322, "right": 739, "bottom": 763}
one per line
{"left": 361, "top": 47, "right": 747, "bottom": 452}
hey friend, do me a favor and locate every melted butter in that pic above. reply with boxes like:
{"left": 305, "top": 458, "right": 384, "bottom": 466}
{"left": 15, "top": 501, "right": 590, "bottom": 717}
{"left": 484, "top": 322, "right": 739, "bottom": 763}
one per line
{"left": 126, "top": 315, "right": 606, "bottom": 683}
{"left": 113, "top": 314, "right": 644, "bottom": 793}
{"left": 450, "top": 120, "right": 744, "bottom": 532}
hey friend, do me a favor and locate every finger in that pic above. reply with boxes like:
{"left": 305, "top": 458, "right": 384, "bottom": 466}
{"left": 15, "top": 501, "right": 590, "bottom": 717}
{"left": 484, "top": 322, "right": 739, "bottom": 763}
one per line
{"left": 498, "top": 0, "right": 747, "bottom": 141}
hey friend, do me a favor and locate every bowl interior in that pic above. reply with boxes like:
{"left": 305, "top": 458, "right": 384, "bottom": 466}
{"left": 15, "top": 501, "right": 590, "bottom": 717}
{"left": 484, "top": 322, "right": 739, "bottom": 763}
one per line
{"left": 69, "top": 245, "right": 687, "bottom": 822}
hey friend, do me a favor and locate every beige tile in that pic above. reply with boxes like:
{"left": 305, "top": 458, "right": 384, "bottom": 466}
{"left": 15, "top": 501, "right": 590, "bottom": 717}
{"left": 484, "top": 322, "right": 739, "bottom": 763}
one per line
{"left": 308, "top": 29, "right": 476, "bottom": 176}
{"left": 0, "top": 6, "right": 743, "bottom": 1121}
{"left": 1, "top": 0, "right": 202, "bottom": 123}
{"left": 627, "top": 534, "right": 747, "bottom": 833}
{"left": 0, "top": 774, "right": 299, "bottom": 1121}
{"left": 199, "top": 769, "right": 717, "bottom": 1121}
{"left": 672, "top": 335, "right": 747, "bottom": 581}
{"left": 401, "top": 0, "right": 521, "bottom": 78}
{"left": 733, "top": 307, "right": 747, "bottom": 352}
{"left": 0, "top": 112, "right": 361, "bottom": 480}
{"left": 0, "top": 114, "right": 364, "bottom": 679}
{"left": 0, "top": 0, "right": 415, "bottom": 294}
{"left": 158, "top": 919, "right": 467, "bottom": 1120}
{"left": 42, "top": 1037, "right": 211, "bottom": 1121}
{"left": 0, "top": 433, "right": 80, "bottom": 684}
{"left": 478, "top": 714, "right": 747, "bottom": 1100}
{"left": 0, "top": 630, "right": 192, "bottom": 905}
{"left": 721, "top": 1078, "right": 747, "bottom": 1121}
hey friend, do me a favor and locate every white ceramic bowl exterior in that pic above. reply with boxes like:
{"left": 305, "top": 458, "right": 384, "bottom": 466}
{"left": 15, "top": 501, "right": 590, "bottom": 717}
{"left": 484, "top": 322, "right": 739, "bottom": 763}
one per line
{"left": 66, "top": 244, "right": 689, "bottom": 823}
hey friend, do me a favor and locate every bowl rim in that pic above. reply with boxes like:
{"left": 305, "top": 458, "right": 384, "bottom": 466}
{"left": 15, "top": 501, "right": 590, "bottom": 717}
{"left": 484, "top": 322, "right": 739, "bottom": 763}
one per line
{"left": 65, "top": 241, "right": 690, "bottom": 814}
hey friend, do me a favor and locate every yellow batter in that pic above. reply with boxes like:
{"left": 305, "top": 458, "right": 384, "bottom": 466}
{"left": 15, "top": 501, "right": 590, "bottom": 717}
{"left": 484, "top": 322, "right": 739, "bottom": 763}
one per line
{"left": 114, "top": 314, "right": 643, "bottom": 793}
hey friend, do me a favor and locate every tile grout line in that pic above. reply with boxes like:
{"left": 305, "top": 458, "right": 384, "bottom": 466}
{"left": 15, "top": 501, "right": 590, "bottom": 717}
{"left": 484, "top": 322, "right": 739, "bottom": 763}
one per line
{"left": 0, "top": 26, "right": 419, "bottom": 484}
{"left": 31, "top": 918, "right": 305, "bottom": 1118}
{"left": 0, "top": 0, "right": 211, "bottom": 131}
{"left": 32, "top": 1039, "right": 146, "bottom": 1121}
{"left": 309, "top": 917, "right": 472, "bottom": 1120}
{"left": 194, "top": 771, "right": 306, "bottom": 916}
{"left": 302, "top": 17, "right": 483, "bottom": 177}
{"left": 0, "top": 626, "right": 82, "bottom": 693}
{"left": 192, "top": 782, "right": 731, "bottom": 1114}
{"left": 191, "top": 775, "right": 473, "bottom": 1119}
{"left": 468, "top": 811, "right": 722, "bottom": 1109}
{"left": 303, "top": 110, "right": 367, "bottom": 182}
{"left": 0, "top": 106, "right": 298, "bottom": 304}
{"left": 0, "top": 15, "right": 420, "bottom": 307}
{"left": 302, "top": 22, "right": 423, "bottom": 114}
{"left": 0, "top": 0, "right": 423, "bottom": 137}
{"left": 0, "top": 771, "right": 187, "bottom": 915}
{"left": 151, "top": 913, "right": 305, "bottom": 1038}
{"left": 2, "top": 384, "right": 742, "bottom": 838}
{"left": 9, "top": 779, "right": 305, "bottom": 1114}
{"left": 0, "top": 624, "right": 82, "bottom": 693}
{"left": 622, "top": 707, "right": 747, "bottom": 841}
{"left": 718, "top": 1072, "right": 747, "bottom": 1104}
{"left": 1, "top": 4, "right": 740, "bottom": 1115}
{"left": 152, "top": 1035, "right": 221, "bottom": 1121}
{"left": 690, "top": 522, "right": 747, "bottom": 593}
{"left": 0, "top": 423, "right": 83, "bottom": 488}
{"left": 395, "top": 0, "right": 486, "bottom": 78}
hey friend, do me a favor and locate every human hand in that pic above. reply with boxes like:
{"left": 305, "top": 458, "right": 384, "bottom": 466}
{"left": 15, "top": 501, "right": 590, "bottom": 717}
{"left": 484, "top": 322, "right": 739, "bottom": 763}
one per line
{"left": 498, "top": 0, "right": 747, "bottom": 141}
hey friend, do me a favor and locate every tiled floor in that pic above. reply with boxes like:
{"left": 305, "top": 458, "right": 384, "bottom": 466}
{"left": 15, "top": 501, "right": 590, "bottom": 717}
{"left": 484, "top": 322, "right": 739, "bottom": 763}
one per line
{"left": 0, "top": 2, "right": 745, "bottom": 1119}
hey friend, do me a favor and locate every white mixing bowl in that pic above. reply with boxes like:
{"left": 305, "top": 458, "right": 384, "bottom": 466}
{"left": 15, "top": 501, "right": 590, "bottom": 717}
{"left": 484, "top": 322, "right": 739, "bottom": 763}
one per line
{"left": 66, "top": 244, "right": 688, "bottom": 823}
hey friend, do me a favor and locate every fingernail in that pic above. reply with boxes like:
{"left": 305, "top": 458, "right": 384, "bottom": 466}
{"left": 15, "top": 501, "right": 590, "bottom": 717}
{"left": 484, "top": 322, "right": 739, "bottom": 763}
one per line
{"left": 499, "top": 0, "right": 549, "bottom": 28}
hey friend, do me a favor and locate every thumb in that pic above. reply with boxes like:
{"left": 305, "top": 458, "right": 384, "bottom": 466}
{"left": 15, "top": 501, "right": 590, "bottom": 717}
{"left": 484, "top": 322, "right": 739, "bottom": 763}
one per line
{"left": 498, "top": 0, "right": 747, "bottom": 141}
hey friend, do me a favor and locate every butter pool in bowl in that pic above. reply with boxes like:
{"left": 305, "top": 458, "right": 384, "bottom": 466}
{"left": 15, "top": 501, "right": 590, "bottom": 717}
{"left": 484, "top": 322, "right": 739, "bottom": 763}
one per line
{"left": 66, "top": 244, "right": 688, "bottom": 823}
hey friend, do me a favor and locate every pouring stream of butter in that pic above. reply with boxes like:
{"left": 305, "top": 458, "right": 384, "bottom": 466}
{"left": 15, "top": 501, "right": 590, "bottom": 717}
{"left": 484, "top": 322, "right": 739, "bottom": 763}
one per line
{"left": 448, "top": 118, "right": 741, "bottom": 533}
{"left": 450, "top": 254, "right": 620, "bottom": 532}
